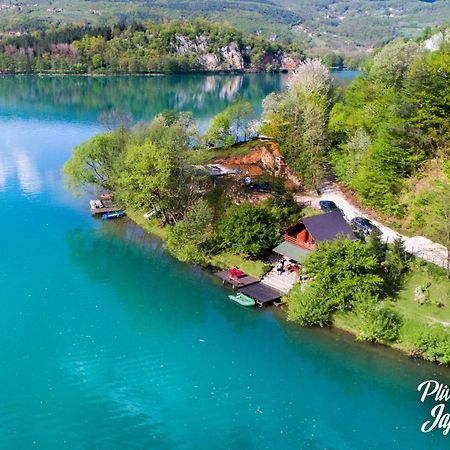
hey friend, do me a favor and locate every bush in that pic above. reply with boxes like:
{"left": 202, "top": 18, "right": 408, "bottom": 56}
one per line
{"left": 302, "top": 238, "right": 384, "bottom": 311}
{"left": 166, "top": 199, "right": 214, "bottom": 264}
{"left": 218, "top": 203, "right": 280, "bottom": 257}
{"left": 412, "top": 324, "right": 450, "bottom": 365}
{"left": 355, "top": 298, "right": 402, "bottom": 343}
{"left": 286, "top": 284, "right": 332, "bottom": 327}
{"left": 384, "top": 237, "right": 411, "bottom": 284}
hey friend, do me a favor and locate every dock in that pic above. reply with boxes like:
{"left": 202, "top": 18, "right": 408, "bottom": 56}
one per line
{"left": 90, "top": 199, "right": 124, "bottom": 216}
{"left": 239, "top": 282, "right": 281, "bottom": 307}
{"left": 214, "top": 270, "right": 259, "bottom": 289}
{"left": 90, "top": 206, "right": 124, "bottom": 216}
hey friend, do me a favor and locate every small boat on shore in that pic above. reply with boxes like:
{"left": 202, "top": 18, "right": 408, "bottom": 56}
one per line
{"left": 90, "top": 199, "right": 104, "bottom": 210}
{"left": 228, "top": 292, "right": 255, "bottom": 307}
{"left": 102, "top": 211, "right": 126, "bottom": 220}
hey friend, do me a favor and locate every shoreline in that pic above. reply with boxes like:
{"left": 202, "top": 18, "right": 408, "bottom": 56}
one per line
{"left": 125, "top": 209, "right": 448, "bottom": 368}
{"left": 0, "top": 68, "right": 288, "bottom": 77}
{"left": 0, "top": 68, "right": 356, "bottom": 78}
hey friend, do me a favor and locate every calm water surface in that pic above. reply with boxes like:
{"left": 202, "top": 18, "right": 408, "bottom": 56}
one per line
{"left": 0, "top": 73, "right": 449, "bottom": 450}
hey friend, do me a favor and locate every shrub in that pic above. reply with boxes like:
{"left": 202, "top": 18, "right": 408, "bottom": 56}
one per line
{"left": 412, "top": 324, "right": 450, "bottom": 365}
{"left": 218, "top": 203, "right": 280, "bottom": 257}
{"left": 166, "top": 199, "right": 214, "bottom": 264}
{"left": 384, "top": 237, "right": 411, "bottom": 284}
{"left": 355, "top": 298, "right": 402, "bottom": 344}
{"left": 302, "top": 238, "right": 384, "bottom": 311}
{"left": 286, "top": 284, "right": 332, "bottom": 327}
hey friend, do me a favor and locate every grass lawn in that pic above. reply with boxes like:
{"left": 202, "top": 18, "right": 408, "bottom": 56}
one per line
{"left": 391, "top": 262, "right": 450, "bottom": 326}
{"left": 207, "top": 253, "right": 271, "bottom": 278}
{"left": 126, "top": 209, "right": 168, "bottom": 241}
{"left": 327, "top": 261, "right": 450, "bottom": 358}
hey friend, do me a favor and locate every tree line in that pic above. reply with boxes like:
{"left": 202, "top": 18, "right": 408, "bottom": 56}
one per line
{"left": 0, "top": 19, "right": 303, "bottom": 74}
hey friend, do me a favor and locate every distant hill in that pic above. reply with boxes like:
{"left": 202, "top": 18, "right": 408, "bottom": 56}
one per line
{"left": 0, "top": 0, "right": 449, "bottom": 55}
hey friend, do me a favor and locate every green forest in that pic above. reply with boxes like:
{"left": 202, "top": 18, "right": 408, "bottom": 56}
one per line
{"left": 1, "top": 0, "right": 448, "bottom": 56}
{"left": 328, "top": 39, "right": 449, "bottom": 248}
{"left": 0, "top": 20, "right": 302, "bottom": 74}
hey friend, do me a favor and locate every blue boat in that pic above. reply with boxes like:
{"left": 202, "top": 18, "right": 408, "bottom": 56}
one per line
{"left": 102, "top": 211, "right": 126, "bottom": 220}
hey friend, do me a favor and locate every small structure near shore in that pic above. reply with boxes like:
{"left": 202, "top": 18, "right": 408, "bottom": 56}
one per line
{"left": 283, "top": 210, "right": 356, "bottom": 250}
{"left": 215, "top": 268, "right": 282, "bottom": 307}
{"left": 89, "top": 198, "right": 124, "bottom": 216}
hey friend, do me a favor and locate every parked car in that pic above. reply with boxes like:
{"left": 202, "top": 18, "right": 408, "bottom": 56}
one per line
{"left": 248, "top": 182, "right": 271, "bottom": 193}
{"left": 319, "top": 200, "right": 345, "bottom": 218}
{"left": 351, "top": 217, "right": 381, "bottom": 235}
{"left": 319, "top": 200, "right": 338, "bottom": 213}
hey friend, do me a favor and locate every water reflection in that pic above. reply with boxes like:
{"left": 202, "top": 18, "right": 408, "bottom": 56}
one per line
{"left": 15, "top": 151, "right": 42, "bottom": 194}
{"left": 0, "top": 74, "right": 285, "bottom": 124}
{"left": 0, "top": 149, "right": 41, "bottom": 194}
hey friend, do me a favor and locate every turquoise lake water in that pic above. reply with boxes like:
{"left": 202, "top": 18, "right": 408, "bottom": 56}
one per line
{"left": 1, "top": 72, "right": 450, "bottom": 449}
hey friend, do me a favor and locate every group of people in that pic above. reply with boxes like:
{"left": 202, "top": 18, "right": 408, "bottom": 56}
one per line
{"left": 276, "top": 257, "right": 299, "bottom": 275}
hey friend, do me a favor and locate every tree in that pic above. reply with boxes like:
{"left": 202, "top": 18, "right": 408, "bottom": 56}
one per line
{"left": 369, "top": 39, "right": 420, "bottom": 88}
{"left": 302, "top": 238, "right": 384, "bottom": 311}
{"left": 403, "top": 45, "right": 450, "bottom": 161}
{"left": 408, "top": 180, "right": 450, "bottom": 276}
{"left": 63, "top": 127, "right": 128, "bottom": 194}
{"left": 218, "top": 203, "right": 280, "bottom": 257}
{"left": 166, "top": 199, "right": 214, "bottom": 263}
{"left": 286, "top": 284, "right": 332, "bottom": 327}
{"left": 262, "top": 58, "right": 333, "bottom": 191}
{"left": 204, "top": 111, "right": 233, "bottom": 148}
{"left": 384, "top": 237, "right": 412, "bottom": 284}
{"left": 412, "top": 324, "right": 450, "bottom": 365}
{"left": 118, "top": 114, "right": 197, "bottom": 224}
{"left": 355, "top": 297, "right": 402, "bottom": 344}
{"left": 226, "top": 97, "right": 255, "bottom": 142}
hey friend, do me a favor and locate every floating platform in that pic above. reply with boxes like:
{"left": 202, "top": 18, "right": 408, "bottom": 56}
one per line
{"left": 239, "top": 282, "right": 281, "bottom": 307}
{"left": 214, "top": 270, "right": 259, "bottom": 289}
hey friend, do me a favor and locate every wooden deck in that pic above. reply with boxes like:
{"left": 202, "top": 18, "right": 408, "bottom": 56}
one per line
{"left": 214, "top": 270, "right": 259, "bottom": 289}
{"left": 239, "top": 282, "right": 281, "bottom": 307}
{"left": 91, "top": 206, "right": 123, "bottom": 216}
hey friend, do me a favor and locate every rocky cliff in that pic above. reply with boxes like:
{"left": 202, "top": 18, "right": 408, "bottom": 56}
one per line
{"left": 172, "top": 34, "right": 301, "bottom": 72}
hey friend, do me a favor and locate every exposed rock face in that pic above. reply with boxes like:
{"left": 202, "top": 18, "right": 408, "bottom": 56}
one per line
{"left": 216, "top": 142, "right": 302, "bottom": 186}
{"left": 172, "top": 34, "right": 300, "bottom": 72}
{"left": 423, "top": 29, "right": 449, "bottom": 52}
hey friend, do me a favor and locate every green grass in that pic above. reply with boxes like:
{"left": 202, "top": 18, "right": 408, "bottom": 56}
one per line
{"left": 331, "top": 263, "right": 450, "bottom": 358}
{"left": 392, "top": 262, "right": 450, "bottom": 325}
{"left": 126, "top": 209, "right": 168, "bottom": 241}
{"left": 207, "top": 252, "right": 271, "bottom": 278}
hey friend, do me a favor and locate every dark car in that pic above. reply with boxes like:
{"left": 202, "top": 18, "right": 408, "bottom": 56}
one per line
{"left": 319, "top": 200, "right": 347, "bottom": 218}
{"left": 351, "top": 217, "right": 381, "bottom": 235}
{"left": 319, "top": 200, "right": 340, "bottom": 213}
{"left": 248, "top": 182, "right": 271, "bottom": 193}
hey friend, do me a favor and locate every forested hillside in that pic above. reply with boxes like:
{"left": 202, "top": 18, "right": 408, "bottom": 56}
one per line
{"left": 0, "top": 20, "right": 302, "bottom": 74}
{"left": 0, "top": 0, "right": 448, "bottom": 56}
{"left": 259, "top": 32, "right": 449, "bottom": 252}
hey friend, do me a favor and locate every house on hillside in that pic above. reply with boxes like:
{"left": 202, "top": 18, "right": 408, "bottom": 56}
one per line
{"left": 273, "top": 210, "right": 356, "bottom": 264}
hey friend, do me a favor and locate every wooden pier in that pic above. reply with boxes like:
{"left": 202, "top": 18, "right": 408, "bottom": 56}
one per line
{"left": 90, "top": 206, "right": 124, "bottom": 216}
{"left": 90, "top": 199, "right": 124, "bottom": 216}
{"left": 239, "top": 282, "right": 281, "bottom": 307}
{"left": 214, "top": 270, "right": 259, "bottom": 290}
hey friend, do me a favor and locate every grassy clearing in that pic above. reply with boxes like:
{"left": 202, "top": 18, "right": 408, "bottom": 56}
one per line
{"left": 126, "top": 209, "right": 168, "bottom": 241}
{"left": 392, "top": 262, "right": 450, "bottom": 325}
{"left": 207, "top": 253, "right": 271, "bottom": 278}
{"left": 331, "top": 262, "right": 450, "bottom": 358}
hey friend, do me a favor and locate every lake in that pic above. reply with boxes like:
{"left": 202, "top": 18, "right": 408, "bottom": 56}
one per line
{"left": 0, "top": 72, "right": 449, "bottom": 449}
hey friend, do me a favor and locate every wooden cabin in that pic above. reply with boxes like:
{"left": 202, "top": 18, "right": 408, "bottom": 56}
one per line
{"left": 284, "top": 210, "right": 356, "bottom": 250}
